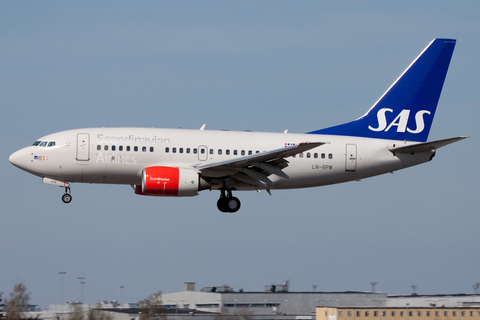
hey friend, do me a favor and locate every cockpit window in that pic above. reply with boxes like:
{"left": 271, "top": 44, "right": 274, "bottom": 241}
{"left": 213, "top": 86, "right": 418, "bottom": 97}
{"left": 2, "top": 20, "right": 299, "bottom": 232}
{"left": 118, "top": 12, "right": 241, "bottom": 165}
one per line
{"left": 47, "top": 142, "right": 56, "bottom": 147}
{"left": 39, "top": 141, "right": 48, "bottom": 147}
{"left": 32, "top": 141, "right": 41, "bottom": 146}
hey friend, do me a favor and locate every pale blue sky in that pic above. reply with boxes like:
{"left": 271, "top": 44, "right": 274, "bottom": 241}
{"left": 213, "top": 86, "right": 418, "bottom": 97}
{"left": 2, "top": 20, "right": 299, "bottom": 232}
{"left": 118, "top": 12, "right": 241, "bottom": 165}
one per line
{"left": 1, "top": 1, "right": 479, "bottom": 309}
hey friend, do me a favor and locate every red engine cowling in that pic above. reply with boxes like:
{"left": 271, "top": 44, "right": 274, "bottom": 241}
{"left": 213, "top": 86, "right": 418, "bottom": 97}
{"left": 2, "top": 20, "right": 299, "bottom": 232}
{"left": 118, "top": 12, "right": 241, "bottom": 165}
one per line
{"left": 135, "top": 166, "right": 200, "bottom": 197}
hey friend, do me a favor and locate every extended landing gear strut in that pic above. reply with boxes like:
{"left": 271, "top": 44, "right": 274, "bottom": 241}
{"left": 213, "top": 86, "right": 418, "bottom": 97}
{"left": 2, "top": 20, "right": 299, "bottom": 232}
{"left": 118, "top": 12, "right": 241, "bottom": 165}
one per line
{"left": 61, "top": 185, "right": 72, "bottom": 204}
{"left": 217, "top": 188, "right": 241, "bottom": 213}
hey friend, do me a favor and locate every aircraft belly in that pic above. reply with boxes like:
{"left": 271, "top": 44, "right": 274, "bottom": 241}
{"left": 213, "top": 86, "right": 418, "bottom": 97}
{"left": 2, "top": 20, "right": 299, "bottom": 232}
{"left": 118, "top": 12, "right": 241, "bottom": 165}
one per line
{"left": 75, "top": 164, "right": 141, "bottom": 184}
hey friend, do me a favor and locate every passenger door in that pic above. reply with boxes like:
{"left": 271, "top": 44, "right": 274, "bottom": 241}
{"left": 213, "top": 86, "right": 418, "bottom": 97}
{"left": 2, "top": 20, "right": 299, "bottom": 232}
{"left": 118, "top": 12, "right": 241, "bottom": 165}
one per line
{"left": 76, "top": 133, "right": 90, "bottom": 161}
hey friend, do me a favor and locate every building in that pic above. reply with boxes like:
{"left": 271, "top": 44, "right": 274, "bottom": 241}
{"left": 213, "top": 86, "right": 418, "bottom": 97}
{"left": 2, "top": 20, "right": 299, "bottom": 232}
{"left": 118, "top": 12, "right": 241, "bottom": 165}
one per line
{"left": 160, "top": 282, "right": 386, "bottom": 318}
{"left": 317, "top": 306, "right": 480, "bottom": 320}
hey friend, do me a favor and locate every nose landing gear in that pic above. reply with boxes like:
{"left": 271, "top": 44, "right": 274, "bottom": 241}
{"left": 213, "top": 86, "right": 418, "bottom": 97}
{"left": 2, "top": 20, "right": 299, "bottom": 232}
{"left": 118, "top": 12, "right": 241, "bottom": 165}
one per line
{"left": 62, "top": 186, "right": 72, "bottom": 204}
{"left": 217, "top": 188, "right": 241, "bottom": 213}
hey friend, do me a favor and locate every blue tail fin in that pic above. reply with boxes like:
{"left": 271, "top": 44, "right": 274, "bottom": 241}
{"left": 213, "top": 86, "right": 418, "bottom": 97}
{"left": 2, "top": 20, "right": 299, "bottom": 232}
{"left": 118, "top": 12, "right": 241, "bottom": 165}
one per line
{"left": 308, "top": 38, "right": 456, "bottom": 142}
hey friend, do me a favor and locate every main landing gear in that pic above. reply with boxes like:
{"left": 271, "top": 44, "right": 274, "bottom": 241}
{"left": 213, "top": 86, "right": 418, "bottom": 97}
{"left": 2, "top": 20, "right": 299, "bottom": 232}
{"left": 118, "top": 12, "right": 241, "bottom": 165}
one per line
{"left": 217, "top": 188, "right": 241, "bottom": 213}
{"left": 62, "top": 185, "right": 72, "bottom": 204}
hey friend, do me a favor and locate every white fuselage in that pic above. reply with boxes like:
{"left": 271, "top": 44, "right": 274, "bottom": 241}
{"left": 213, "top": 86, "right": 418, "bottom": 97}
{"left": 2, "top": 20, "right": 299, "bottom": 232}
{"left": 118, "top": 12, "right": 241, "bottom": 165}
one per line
{"left": 9, "top": 127, "right": 432, "bottom": 192}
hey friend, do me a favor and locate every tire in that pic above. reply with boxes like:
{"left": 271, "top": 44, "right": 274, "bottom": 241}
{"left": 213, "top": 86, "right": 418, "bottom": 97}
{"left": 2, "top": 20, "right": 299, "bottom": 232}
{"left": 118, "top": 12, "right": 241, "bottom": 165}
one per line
{"left": 62, "top": 194, "right": 72, "bottom": 204}
{"left": 217, "top": 198, "right": 227, "bottom": 212}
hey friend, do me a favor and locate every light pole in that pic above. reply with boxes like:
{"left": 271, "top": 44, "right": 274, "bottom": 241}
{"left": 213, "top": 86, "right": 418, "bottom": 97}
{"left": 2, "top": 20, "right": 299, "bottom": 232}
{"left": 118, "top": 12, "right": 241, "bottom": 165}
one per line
{"left": 411, "top": 285, "right": 417, "bottom": 294}
{"left": 59, "top": 271, "right": 66, "bottom": 305}
{"left": 370, "top": 282, "right": 378, "bottom": 293}
{"left": 120, "top": 286, "right": 124, "bottom": 304}
{"left": 473, "top": 283, "right": 480, "bottom": 294}
{"left": 80, "top": 281, "right": 85, "bottom": 304}
{"left": 77, "top": 277, "right": 85, "bottom": 303}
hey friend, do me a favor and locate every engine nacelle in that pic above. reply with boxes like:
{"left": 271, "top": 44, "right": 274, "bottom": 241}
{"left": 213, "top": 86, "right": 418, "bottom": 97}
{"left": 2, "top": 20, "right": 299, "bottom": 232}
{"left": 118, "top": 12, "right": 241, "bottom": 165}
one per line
{"left": 135, "top": 166, "right": 203, "bottom": 197}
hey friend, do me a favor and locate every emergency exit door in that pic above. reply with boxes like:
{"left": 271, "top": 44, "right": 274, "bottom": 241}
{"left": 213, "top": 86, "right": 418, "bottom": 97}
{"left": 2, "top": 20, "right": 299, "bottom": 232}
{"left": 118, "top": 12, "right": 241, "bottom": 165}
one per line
{"left": 76, "top": 133, "right": 90, "bottom": 161}
{"left": 345, "top": 144, "right": 357, "bottom": 172}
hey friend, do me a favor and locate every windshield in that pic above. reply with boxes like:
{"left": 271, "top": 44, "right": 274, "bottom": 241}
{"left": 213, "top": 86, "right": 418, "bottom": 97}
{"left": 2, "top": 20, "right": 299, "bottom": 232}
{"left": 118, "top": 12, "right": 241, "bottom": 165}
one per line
{"left": 32, "top": 141, "right": 41, "bottom": 146}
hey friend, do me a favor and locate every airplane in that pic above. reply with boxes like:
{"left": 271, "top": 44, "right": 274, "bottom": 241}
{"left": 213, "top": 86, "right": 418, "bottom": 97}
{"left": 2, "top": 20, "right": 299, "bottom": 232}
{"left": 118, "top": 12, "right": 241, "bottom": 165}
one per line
{"left": 9, "top": 38, "right": 467, "bottom": 213}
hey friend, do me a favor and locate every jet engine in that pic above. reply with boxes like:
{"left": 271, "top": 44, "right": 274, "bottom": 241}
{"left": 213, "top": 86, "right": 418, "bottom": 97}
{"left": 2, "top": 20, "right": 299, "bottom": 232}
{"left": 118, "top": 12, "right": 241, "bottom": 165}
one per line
{"left": 134, "top": 166, "right": 208, "bottom": 197}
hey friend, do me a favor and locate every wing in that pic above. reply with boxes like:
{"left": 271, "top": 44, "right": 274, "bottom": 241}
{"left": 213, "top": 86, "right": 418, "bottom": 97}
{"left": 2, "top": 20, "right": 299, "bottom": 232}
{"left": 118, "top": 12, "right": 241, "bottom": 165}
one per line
{"left": 192, "top": 142, "right": 326, "bottom": 187}
{"left": 389, "top": 136, "right": 467, "bottom": 154}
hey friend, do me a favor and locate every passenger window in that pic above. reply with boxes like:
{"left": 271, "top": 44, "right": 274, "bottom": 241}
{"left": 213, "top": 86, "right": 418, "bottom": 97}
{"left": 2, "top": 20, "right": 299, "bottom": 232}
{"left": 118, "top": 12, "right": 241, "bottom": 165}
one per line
{"left": 314, "top": 153, "right": 318, "bottom": 158}
{"left": 127, "top": 146, "right": 131, "bottom": 151}
{"left": 256, "top": 151, "right": 259, "bottom": 154}
{"left": 39, "top": 141, "right": 47, "bottom": 147}
{"left": 172, "top": 147, "right": 176, "bottom": 153}
{"left": 241, "top": 150, "right": 245, "bottom": 156}
{"left": 165, "top": 147, "right": 169, "bottom": 153}
{"left": 187, "top": 148, "right": 191, "bottom": 154}
{"left": 306, "top": 153, "right": 311, "bottom": 158}
{"left": 248, "top": 150, "right": 252, "bottom": 155}
{"left": 193, "top": 148, "right": 197, "bottom": 154}
{"left": 321, "top": 153, "right": 325, "bottom": 159}
{"left": 32, "top": 141, "right": 41, "bottom": 146}
{"left": 218, "top": 149, "right": 222, "bottom": 155}
{"left": 299, "top": 153, "right": 304, "bottom": 158}
{"left": 150, "top": 147, "right": 154, "bottom": 152}
{"left": 97, "top": 145, "right": 101, "bottom": 150}
{"left": 104, "top": 145, "right": 108, "bottom": 151}
{"left": 201, "top": 149, "right": 205, "bottom": 154}
{"left": 179, "top": 148, "right": 184, "bottom": 153}
{"left": 292, "top": 154, "right": 296, "bottom": 158}
{"left": 142, "top": 146, "right": 146, "bottom": 152}
{"left": 209, "top": 149, "right": 213, "bottom": 155}
{"left": 47, "top": 142, "right": 56, "bottom": 147}
{"left": 329, "top": 153, "right": 333, "bottom": 159}
{"left": 119, "top": 146, "right": 123, "bottom": 151}
{"left": 234, "top": 150, "right": 237, "bottom": 155}
{"left": 112, "top": 145, "right": 116, "bottom": 151}
{"left": 226, "top": 150, "right": 230, "bottom": 155}
{"left": 134, "top": 146, "right": 138, "bottom": 152}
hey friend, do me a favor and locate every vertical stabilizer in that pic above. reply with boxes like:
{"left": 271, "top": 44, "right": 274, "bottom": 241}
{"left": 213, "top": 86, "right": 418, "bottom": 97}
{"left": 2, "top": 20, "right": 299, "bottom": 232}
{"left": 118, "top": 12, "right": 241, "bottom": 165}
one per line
{"left": 308, "top": 39, "right": 456, "bottom": 142}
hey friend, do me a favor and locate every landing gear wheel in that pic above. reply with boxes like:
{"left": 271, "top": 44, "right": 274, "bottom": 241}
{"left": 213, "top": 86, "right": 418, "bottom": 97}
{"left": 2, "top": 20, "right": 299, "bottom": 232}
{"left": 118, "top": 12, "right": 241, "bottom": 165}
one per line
{"left": 225, "top": 197, "right": 241, "bottom": 213}
{"left": 217, "top": 196, "right": 241, "bottom": 213}
{"left": 217, "top": 186, "right": 241, "bottom": 213}
{"left": 62, "top": 193, "right": 72, "bottom": 204}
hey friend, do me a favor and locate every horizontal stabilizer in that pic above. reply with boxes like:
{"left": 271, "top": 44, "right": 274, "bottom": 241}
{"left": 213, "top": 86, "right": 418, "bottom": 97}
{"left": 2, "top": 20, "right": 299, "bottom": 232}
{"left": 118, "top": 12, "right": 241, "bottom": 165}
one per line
{"left": 389, "top": 136, "right": 468, "bottom": 154}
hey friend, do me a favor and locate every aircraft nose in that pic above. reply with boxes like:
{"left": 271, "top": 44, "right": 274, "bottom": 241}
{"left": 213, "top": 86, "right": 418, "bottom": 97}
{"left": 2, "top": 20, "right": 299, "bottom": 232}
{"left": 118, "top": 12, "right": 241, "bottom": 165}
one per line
{"left": 9, "top": 149, "right": 27, "bottom": 170}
